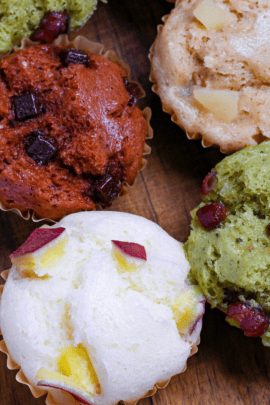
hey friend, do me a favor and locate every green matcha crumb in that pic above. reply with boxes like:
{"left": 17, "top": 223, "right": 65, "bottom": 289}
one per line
{"left": 0, "top": 0, "right": 104, "bottom": 52}
{"left": 184, "top": 141, "right": 270, "bottom": 345}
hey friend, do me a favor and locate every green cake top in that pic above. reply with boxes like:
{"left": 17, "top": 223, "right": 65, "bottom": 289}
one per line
{"left": 0, "top": 0, "right": 100, "bottom": 52}
{"left": 204, "top": 141, "right": 270, "bottom": 215}
{"left": 184, "top": 141, "right": 270, "bottom": 346}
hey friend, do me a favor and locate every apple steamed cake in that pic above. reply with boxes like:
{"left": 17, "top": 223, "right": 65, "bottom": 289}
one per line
{"left": 0, "top": 211, "right": 205, "bottom": 405}
{"left": 0, "top": 43, "right": 148, "bottom": 220}
{"left": 150, "top": 0, "right": 270, "bottom": 153}
{"left": 184, "top": 141, "right": 270, "bottom": 345}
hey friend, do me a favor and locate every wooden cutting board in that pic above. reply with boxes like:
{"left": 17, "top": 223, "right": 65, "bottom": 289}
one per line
{"left": 0, "top": 0, "right": 270, "bottom": 404}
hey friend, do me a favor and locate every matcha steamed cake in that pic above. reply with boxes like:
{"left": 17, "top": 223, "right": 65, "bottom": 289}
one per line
{"left": 0, "top": 0, "right": 101, "bottom": 52}
{"left": 184, "top": 141, "right": 270, "bottom": 345}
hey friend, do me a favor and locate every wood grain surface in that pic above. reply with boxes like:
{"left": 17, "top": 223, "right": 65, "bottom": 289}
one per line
{"left": 1, "top": 0, "right": 270, "bottom": 404}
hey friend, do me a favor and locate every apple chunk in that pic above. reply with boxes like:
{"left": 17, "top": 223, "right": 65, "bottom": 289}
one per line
{"left": 112, "top": 240, "right": 147, "bottom": 272}
{"left": 9, "top": 227, "right": 67, "bottom": 277}
{"left": 36, "top": 344, "right": 100, "bottom": 405}
{"left": 193, "top": 0, "right": 232, "bottom": 31}
{"left": 194, "top": 88, "right": 239, "bottom": 122}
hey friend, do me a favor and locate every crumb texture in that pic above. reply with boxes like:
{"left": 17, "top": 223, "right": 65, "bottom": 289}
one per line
{"left": 0, "top": 0, "right": 99, "bottom": 52}
{"left": 151, "top": 0, "right": 270, "bottom": 152}
{"left": 184, "top": 141, "right": 270, "bottom": 345}
{"left": 0, "top": 45, "right": 147, "bottom": 219}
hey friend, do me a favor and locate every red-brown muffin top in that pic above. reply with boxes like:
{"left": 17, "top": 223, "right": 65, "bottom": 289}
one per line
{"left": 0, "top": 44, "right": 147, "bottom": 220}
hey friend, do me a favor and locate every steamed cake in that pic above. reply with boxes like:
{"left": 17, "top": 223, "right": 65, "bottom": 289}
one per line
{"left": 184, "top": 141, "right": 270, "bottom": 345}
{"left": 150, "top": 0, "right": 270, "bottom": 153}
{"left": 0, "top": 0, "right": 101, "bottom": 52}
{"left": 0, "top": 211, "right": 205, "bottom": 405}
{"left": 0, "top": 43, "right": 148, "bottom": 220}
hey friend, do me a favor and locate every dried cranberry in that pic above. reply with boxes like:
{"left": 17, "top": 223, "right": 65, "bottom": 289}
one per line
{"left": 227, "top": 301, "right": 268, "bottom": 338}
{"left": 196, "top": 202, "right": 228, "bottom": 230}
{"left": 201, "top": 170, "right": 217, "bottom": 196}
{"left": 30, "top": 11, "right": 69, "bottom": 44}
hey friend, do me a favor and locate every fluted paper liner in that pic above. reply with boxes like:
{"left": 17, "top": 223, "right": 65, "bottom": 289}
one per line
{"left": 149, "top": 15, "right": 219, "bottom": 152}
{"left": 0, "top": 35, "right": 153, "bottom": 223}
{"left": 0, "top": 268, "right": 200, "bottom": 405}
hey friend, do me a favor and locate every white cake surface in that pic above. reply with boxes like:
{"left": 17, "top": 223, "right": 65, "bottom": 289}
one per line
{"left": 0, "top": 211, "right": 204, "bottom": 405}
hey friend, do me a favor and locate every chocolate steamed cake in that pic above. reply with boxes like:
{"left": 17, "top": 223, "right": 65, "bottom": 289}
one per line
{"left": 0, "top": 44, "right": 148, "bottom": 220}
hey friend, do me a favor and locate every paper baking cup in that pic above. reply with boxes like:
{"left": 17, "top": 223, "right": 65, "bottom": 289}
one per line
{"left": 0, "top": 35, "right": 152, "bottom": 222}
{"left": 150, "top": 8, "right": 263, "bottom": 155}
{"left": 149, "top": 15, "right": 224, "bottom": 152}
{"left": 149, "top": 16, "right": 205, "bottom": 143}
{"left": 0, "top": 268, "right": 199, "bottom": 405}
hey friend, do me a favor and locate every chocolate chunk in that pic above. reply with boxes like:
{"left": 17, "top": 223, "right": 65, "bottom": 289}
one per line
{"left": 89, "top": 160, "right": 126, "bottom": 207}
{"left": 59, "top": 49, "right": 89, "bottom": 66}
{"left": 90, "top": 174, "right": 122, "bottom": 207}
{"left": 13, "top": 93, "right": 41, "bottom": 121}
{"left": 25, "top": 130, "right": 57, "bottom": 165}
{"left": 30, "top": 11, "right": 69, "bottom": 44}
{"left": 124, "top": 78, "right": 141, "bottom": 106}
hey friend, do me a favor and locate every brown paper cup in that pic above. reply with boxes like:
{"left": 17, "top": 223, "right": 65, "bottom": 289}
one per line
{"left": 0, "top": 268, "right": 199, "bottom": 405}
{"left": 0, "top": 35, "right": 152, "bottom": 223}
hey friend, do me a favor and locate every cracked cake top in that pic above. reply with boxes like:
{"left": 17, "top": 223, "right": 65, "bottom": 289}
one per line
{"left": 150, "top": 0, "right": 270, "bottom": 152}
{"left": 0, "top": 211, "right": 205, "bottom": 405}
{"left": 0, "top": 44, "right": 147, "bottom": 220}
